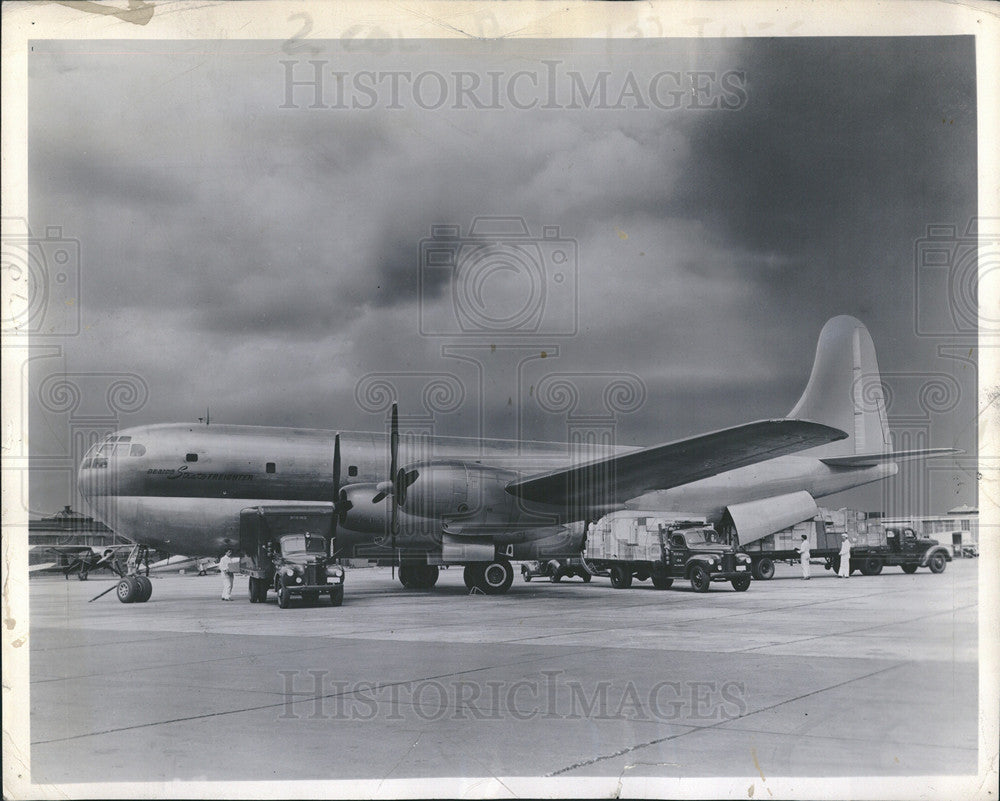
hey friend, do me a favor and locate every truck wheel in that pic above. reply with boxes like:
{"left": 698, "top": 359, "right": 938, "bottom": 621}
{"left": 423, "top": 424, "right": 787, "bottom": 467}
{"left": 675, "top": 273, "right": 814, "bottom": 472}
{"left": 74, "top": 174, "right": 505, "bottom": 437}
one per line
{"left": 249, "top": 577, "right": 260, "bottom": 603}
{"left": 731, "top": 575, "right": 752, "bottom": 592}
{"left": 609, "top": 565, "right": 633, "bottom": 589}
{"left": 257, "top": 579, "right": 270, "bottom": 603}
{"left": 753, "top": 558, "right": 774, "bottom": 581}
{"left": 550, "top": 571, "right": 562, "bottom": 583}
{"left": 928, "top": 552, "right": 947, "bottom": 574}
{"left": 690, "top": 565, "right": 712, "bottom": 593}
{"left": 651, "top": 572, "right": 673, "bottom": 590}
{"left": 861, "top": 557, "right": 883, "bottom": 576}
{"left": 277, "top": 583, "right": 291, "bottom": 609}
{"left": 522, "top": 568, "right": 531, "bottom": 582}
{"left": 302, "top": 592, "right": 320, "bottom": 606}
{"left": 330, "top": 586, "right": 344, "bottom": 607}
{"left": 901, "top": 564, "right": 919, "bottom": 574}
{"left": 581, "top": 572, "right": 592, "bottom": 583}
{"left": 116, "top": 576, "right": 140, "bottom": 604}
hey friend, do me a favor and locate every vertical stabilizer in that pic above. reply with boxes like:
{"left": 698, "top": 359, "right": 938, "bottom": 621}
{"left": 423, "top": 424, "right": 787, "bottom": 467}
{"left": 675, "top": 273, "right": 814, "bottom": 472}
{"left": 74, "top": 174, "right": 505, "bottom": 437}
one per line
{"left": 788, "top": 316, "right": 891, "bottom": 457}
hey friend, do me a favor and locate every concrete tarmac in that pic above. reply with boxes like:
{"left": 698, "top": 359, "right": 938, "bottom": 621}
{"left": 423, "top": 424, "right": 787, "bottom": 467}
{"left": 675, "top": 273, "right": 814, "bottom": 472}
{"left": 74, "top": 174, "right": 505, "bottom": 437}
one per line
{"left": 28, "top": 559, "right": 978, "bottom": 783}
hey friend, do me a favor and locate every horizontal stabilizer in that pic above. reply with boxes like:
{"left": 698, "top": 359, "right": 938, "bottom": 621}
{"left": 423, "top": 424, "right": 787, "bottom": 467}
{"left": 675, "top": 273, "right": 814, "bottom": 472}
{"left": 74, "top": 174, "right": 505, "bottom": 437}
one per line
{"left": 506, "top": 419, "right": 848, "bottom": 508}
{"left": 820, "top": 448, "right": 962, "bottom": 467}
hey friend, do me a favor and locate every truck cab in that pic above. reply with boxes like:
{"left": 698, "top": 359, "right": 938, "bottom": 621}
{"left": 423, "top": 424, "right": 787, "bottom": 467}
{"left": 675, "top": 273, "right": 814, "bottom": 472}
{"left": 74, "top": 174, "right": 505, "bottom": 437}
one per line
{"left": 240, "top": 506, "right": 345, "bottom": 608}
{"left": 661, "top": 525, "right": 753, "bottom": 592}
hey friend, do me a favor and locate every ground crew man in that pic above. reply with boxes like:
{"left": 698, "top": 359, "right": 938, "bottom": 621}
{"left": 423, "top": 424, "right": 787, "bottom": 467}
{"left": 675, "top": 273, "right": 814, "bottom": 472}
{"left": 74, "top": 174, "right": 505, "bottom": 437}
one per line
{"left": 795, "top": 533, "right": 811, "bottom": 580}
{"left": 219, "top": 549, "right": 237, "bottom": 600}
{"left": 837, "top": 533, "right": 852, "bottom": 578}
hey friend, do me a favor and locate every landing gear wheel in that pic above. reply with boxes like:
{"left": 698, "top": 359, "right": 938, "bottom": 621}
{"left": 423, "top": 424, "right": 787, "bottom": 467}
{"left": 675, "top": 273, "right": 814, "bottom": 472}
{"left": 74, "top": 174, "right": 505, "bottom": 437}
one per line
{"left": 135, "top": 575, "right": 153, "bottom": 603}
{"left": 651, "top": 570, "right": 673, "bottom": 590}
{"left": 464, "top": 563, "right": 483, "bottom": 590}
{"left": 861, "top": 557, "right": 883, "bottom": 576}
{"left": 753, "top": 558, "right": 775, "bottom": 581}
{"left": 928, "top": 552, "right": 947, "bottom": 574}
{"left": 690, "top": 565, "right": 712, "bottom": 593}
{"left": 398, "top": 563, "right": 414, "bottom": 589}
{"left": 731, "top": 575, "right": 752, "bottom": 592}
{"left": 609, "top": 565, "right": 633, "bottom": 589}
{"left": 330, "top": 586, "right": 344, "bottom": 607}
{"left": 478, "top": 559, "right": 514, "bottom": 595}
{"left": 277, "top": 582, "right": 291, "bottom": 609}
{"left": 901, "top": 563, "right": 919, "bottom": 574}
{"left": 420, "top": 564, "right": 439, "bottom": 588}
{"left": 116, "top": 576, "right": 140, "bottom": 604}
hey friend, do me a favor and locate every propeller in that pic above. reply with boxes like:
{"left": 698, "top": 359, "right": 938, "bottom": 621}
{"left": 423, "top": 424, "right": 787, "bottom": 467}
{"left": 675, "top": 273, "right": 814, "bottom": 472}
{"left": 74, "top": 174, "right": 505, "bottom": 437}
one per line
{"left": 331, "top": 433, "right": 342, "bottom": 555}
{"left": 370, "top": 403, "right": 419, "bottom": 575}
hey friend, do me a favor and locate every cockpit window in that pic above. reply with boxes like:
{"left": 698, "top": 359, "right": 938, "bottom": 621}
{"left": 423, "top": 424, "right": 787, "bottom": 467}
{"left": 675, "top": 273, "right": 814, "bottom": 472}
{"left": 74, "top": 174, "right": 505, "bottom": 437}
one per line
{"left": 129, "top": 444, "right": 146, "bottom": 457}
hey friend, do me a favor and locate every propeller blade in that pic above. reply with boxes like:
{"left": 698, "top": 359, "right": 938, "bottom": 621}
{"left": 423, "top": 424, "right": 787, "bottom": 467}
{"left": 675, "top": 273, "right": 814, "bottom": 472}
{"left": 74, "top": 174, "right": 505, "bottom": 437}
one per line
{"left": 332, "top": 433, "right": 341, "bottom": 546}
{"left": 390, "top": 402, "right": 399, "bottom": 575}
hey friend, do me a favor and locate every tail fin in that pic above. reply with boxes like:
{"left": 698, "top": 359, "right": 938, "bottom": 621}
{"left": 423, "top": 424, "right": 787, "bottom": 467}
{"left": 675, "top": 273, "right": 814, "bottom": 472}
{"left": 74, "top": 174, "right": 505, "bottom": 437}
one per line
{"left": 788, "top": 316, "right": 891, "bottom": 458}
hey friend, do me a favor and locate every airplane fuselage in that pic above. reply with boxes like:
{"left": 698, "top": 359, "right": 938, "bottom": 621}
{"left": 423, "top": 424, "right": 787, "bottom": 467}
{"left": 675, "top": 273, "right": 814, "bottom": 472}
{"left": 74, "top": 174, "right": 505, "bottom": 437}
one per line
{"left": 78, "top": 422, "right": 894, "bottom": 558}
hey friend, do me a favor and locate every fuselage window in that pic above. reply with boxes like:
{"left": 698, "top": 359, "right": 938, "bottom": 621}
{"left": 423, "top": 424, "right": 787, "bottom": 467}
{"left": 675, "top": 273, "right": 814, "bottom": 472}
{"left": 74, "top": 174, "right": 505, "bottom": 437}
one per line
{"left": 130, "top": 444, "right": 146, "bottom": 457}
{"left": 266, "top": 462, "right": 276, "bottom": 474}
{"left": 186, "top": 453, "right": 198, "bottom": 462}
{"left": 348, "top": 465, "right": 358, "bottom": 478}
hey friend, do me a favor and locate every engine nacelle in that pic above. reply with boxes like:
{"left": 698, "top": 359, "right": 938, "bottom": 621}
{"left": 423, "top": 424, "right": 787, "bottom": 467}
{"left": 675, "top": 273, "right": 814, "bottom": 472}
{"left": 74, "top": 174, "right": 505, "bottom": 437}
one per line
{"left": 720, "top": 491, "right": 818, "bottom": 547}
{"left": 401, "top": 460, "right": 519, "bottom": 522}
{"left": 338, "top": 483, "right": 386, "bottom": 533}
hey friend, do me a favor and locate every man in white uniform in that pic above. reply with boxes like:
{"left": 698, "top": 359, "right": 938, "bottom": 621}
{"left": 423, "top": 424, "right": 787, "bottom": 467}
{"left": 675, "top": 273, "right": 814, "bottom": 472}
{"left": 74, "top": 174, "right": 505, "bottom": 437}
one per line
{"left": 795, "top": 533, "right": 811, "bottom": 580}
{"left": 219, "top": 549, "right": 236, "bottom": 600}
{"left": 837, "top": 534, "right": 852, "bottom": 578}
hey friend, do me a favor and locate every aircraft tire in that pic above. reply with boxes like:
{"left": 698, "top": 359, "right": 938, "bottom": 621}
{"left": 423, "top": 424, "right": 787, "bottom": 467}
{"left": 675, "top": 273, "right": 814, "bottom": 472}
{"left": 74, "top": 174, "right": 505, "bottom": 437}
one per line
{"left": 116, "top": 576, "right": 140, "bottom": 604}
{"left": 135, "top": 575, "right": 153, "bottom": 603}
{"left": 398, "top": 563, "right": 414, "bottom": 589}
{"left": 463, "top": 563, "right": 483, "bottom": 590}
{"left": 421, "top": 564, "right": 439, "bottom": 588}
{"left": 477, "top": 558, "right": 514, "bottom": 595}
{"left": 550, "top": 571, "right": 562, "bottom": 583}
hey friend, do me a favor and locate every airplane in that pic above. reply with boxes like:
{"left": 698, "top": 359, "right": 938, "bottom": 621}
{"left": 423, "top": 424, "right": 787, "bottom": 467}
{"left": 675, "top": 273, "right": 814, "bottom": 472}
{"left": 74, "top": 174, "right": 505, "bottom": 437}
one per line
{"left": 29, "top": 544, "right": 133, "bottom": 580}
{"left": 147, "top": 554, "right": 220, "bottom": 575}
{"left": 76, "top": 316, "right": 958, "bottom": 600}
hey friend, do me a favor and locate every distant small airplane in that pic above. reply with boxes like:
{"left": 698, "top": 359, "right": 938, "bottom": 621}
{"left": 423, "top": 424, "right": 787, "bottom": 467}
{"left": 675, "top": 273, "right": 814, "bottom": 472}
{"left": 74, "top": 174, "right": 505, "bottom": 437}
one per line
{"left": 78, "top": 316, "right": 958, "bottom": 599}
{"left": 147, "top": 554, "right": 219, "bottom": 575}
{"left": 29, "top": 544, "right": 133, "bottom": 580}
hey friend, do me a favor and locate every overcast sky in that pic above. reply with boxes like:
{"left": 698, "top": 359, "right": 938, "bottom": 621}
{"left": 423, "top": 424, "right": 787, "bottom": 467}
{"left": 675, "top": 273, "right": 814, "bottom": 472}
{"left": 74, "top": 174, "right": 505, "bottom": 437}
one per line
{"left": 27, "top": 36, "right": 978, "bottom": 517}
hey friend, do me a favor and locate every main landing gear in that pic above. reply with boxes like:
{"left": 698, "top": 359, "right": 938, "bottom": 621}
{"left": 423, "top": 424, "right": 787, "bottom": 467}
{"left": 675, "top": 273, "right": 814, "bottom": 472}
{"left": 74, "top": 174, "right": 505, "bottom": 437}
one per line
{"left": 462, "top": 558, "right": 514, "bottom": 595}
{"left": 398, "top": 561, "right": 440, "bottom": 589}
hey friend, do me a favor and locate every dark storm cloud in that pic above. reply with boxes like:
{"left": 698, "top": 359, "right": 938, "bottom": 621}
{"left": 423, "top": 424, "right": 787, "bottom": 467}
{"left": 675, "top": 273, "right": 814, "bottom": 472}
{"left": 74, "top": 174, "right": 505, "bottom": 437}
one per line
{"left": 27, "top": 38, "right": 979, "bottom": 515}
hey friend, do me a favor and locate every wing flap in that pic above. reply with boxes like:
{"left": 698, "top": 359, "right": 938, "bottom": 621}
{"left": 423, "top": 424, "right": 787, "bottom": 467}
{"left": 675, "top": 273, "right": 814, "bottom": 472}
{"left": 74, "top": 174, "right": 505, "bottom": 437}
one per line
{"left": 505, "top": 419, "right": 847, "bottom": 508}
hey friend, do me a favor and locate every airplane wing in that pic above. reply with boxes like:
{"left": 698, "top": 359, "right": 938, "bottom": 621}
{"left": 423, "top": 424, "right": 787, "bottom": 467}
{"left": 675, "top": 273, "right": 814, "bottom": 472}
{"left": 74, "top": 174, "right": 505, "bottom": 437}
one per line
{"left": 505, "top": 419, "right": 848, "bottom": 508}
